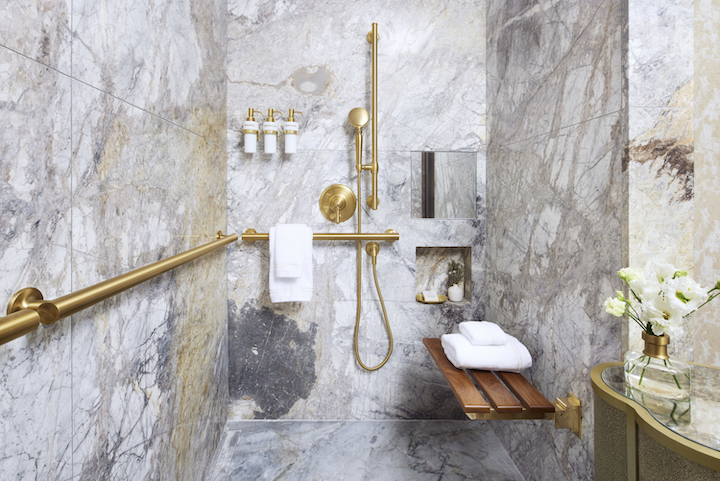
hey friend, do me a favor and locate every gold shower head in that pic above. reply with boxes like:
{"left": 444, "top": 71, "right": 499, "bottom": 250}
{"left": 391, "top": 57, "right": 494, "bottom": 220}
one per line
{"left": 348, "top": 108, "right": 369, "bottom": 129}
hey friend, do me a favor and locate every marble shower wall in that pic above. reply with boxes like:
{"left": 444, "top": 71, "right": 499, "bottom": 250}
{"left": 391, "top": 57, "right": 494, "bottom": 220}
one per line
{"left": 227, "top": 0, "right": 486, "bottom": 420}
{"left": 0, "top": 1, "right": 228, "bottom": 479}
{"left": 486, "top": 1, "right": 625, "bottom": 480}
{"left": 694, "top": 0, "right": 720, "bottom": 365}
{"left": 627, "top": 0, "right": 695, "bottom": 357}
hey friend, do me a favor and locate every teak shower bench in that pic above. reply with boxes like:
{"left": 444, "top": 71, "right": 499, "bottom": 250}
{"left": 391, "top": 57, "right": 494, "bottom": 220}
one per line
{"left": 423, "top": 338, "right": 582, "bottom": 438}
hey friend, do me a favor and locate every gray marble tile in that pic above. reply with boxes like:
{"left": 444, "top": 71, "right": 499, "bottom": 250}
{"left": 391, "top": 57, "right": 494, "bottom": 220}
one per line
{"left": 487, "top": 0, "right": 624, "bottom": 146}
{"left": 208, "top": 420, "right": 524, "bottom": 481}
{"left": 628, "top": 0, "right": 693, "bottom": 109}
{"left": 227, "top": 0, "right": 486, "bottom": 153}
{"left": 0, "top": 1, "right": 71, "bottom": 74}
{"left": 0, "top": 45, "right": 73, "bottom": 481}
{"left": 487, "top": 2, "right": 626, "bottom": 478}
{"left": 71, "top": 0, "right": 227, "bottom": 144}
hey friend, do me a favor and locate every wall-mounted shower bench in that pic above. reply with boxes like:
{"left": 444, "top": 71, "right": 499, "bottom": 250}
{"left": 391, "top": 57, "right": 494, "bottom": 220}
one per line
{"left": 423, "top": 338, "right": 581, "bottom": 438}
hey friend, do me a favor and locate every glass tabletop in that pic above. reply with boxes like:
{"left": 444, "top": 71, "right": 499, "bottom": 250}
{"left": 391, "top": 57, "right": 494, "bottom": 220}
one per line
{"left": 602, "top": 364, "right": 720, "bottom": 452}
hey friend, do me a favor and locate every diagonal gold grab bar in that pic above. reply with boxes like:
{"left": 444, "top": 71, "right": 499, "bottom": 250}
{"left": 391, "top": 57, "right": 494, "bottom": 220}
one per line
{"left": 241, "top": 228, "right": 399, "bottom": 243}
{"left": 0, "top": 232, "right": 238, "bottom": 347}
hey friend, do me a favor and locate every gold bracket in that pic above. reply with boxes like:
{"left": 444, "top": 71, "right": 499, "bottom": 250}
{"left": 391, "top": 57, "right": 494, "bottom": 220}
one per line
{"left": 242, "top": 229, "right": 258, "bottom": 242}
{"left": 553, "top": 392, "right": 582, "bottom": 439}
{"left": 7, "top": 287, "right": 60, "bottom": 325}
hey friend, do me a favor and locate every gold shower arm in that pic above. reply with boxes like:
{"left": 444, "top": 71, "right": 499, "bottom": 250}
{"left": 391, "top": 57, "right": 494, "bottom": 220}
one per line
{"left": 0, "top": 232, "right": 238, "bottom": 347}
{"left": 241, "top": 229, "right": 399, "bottom": 243}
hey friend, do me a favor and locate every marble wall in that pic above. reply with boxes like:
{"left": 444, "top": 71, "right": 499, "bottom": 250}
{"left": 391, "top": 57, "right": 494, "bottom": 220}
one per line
{"left": 694, "top": 0, "right": 720, "bottom": 365}
{"left": 627, "top": 0, "right": 695, "bottom": 358}
{"left": 227, "top": 0, "right": 486, "bottom": 420}
{"left": 486, "top": 1, "right": 625, "bottom": 480}
{"left": 0, "top": 1, "right": 228, "bottom": 479}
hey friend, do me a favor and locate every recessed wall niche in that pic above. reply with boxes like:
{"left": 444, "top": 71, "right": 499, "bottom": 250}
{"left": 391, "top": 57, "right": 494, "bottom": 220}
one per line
{"left": 411, "top": 151, "right": 477, "bottom": 219}
{"left": 415, "top": 247, "right": 472, "bottom": 303}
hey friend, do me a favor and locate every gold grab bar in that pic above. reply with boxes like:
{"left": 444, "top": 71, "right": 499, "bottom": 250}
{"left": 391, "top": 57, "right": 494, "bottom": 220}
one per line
{"left": 0, "top": 232, "right": 238, "bottom": 347}
{"left": 241, "top": 228, "right": 399, "bottom": 243}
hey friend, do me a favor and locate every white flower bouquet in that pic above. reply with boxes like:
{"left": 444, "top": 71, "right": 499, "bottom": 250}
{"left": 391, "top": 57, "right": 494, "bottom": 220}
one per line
{"left": 604, "top": 263, "right": 720, "bottom": 337}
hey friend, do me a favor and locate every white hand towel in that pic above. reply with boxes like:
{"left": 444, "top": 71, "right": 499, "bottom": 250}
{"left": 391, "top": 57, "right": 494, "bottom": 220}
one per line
{"left": 440, "top": 333, "right": 532, "bottom": 372}
{"left": 459, "top": 321, "right": 508, "bottom": 346}
{"left": 269, "top": 225, "right": 313, "bottom": 302}
{"left": 273, "top": 224, "right": 307, "bottom": 278}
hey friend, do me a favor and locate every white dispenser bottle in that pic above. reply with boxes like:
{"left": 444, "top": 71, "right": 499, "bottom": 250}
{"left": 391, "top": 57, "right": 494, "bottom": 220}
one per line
{"left": 263, "top": 109, "right": 279, "bottom": 154}
{"left": 284, "top": 109, "right": 303, "bottom": 154}
{"left": 242, "top": 108, "right": 260, "bottom": 154}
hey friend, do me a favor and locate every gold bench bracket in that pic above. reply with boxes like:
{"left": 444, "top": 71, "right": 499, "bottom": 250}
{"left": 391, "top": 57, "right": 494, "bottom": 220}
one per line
{"left": 553, "top": 392, "right": 582, "bottom": 439}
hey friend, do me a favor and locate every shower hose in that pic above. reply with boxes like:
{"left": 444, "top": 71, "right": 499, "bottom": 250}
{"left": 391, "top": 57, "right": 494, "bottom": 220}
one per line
{"left": 353, "top": 172, "right": 393, "bottom": 371}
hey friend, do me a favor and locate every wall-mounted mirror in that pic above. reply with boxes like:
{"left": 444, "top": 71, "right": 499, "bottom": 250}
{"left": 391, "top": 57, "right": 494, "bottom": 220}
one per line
{"left": 411, "top": 151, "right": 477, "bottom": 219}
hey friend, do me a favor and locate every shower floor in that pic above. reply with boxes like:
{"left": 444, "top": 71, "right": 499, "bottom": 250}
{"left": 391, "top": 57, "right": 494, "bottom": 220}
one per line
{"left": 207, "top": 420, "right": 524, "bottom": 481}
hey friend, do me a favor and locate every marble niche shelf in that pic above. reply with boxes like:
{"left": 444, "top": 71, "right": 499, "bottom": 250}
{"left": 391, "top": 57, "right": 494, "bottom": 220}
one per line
{"left": 415, "top": 247, "right": 471, "bottom": 305}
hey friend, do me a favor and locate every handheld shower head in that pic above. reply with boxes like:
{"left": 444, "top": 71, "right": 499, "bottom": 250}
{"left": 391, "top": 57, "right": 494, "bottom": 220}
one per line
{"left": 348, "top": 108, "right": 369, "bottom": 129}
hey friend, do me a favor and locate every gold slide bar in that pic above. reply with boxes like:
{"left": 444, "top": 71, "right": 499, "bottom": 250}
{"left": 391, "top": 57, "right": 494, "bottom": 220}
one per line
{"left": 0, "top": 232, "right": 238, "bottom": 347}
{"left": 241, "top": 228, "right": 399, "bottom": 243}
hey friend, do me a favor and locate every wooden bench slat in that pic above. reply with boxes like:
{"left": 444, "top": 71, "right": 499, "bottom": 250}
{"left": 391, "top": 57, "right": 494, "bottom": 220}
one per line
{"left": 495, "top": 371, "right": 555, "bottom": 413}
{"left": 467, "top": 370, "right": 524, "bottom": 413}
{"left": 422, "top": 338, "right": 491, "bottom": 413}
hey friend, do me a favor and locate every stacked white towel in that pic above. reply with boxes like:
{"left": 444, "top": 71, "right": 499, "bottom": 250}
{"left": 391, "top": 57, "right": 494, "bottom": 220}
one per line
{"left": 269, "top": 224, "right": 313, "bottom": 303}
{"left": 441, "top": 321, "right": 532, "bottom": 372}
{"left": 458, "top": 321, "right": 508, "bottom": 346}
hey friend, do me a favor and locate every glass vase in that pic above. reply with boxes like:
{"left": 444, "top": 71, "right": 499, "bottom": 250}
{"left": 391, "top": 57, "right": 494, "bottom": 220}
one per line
{"left": 624, "top": 331, "right": 691, "bottom": 401}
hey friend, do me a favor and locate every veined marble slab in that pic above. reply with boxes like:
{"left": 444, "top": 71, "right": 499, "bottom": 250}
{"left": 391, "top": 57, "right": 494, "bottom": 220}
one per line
{"left": 0, "top": 46, "right": 73, "bottom": 481}
{"left": 694, "top": 0, "right": 720, "bottom": 366}
{"left": 486, "top": 1, "right": 625, "bottom": 479}
{"left": 208, "top": 420, "right": 524, "bottom": 481}
{"left": 72, "top": 0, "right": 227, "bottom": 144}
{"left": 227, "top": 0, "right": 486, "bottom": 153}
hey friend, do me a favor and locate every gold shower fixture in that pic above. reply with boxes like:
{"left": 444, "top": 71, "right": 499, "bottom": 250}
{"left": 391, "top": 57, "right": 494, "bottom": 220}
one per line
{"left": 319, "top": 184, "right": 356, "bottom": 224}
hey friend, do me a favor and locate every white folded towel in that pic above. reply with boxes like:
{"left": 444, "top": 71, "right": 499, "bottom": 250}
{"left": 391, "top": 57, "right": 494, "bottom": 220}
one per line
{"left": 273, "top": 224, "right": 307, "bottom": 278}
{"left": 269, "top": 224, "right": 313, "bottom": 302}
{"left": 440, "top": 333, "right": 532, "bottom": 372}
{"left": 459, "top": 321, "right": 508, "bottom": 346}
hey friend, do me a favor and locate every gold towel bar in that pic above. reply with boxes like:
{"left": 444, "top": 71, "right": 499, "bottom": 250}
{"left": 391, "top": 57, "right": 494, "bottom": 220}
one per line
{"left": 0, "top": 232, "right": 238, "bottom": 347}
{"left": 241, "top": 228, "right": 399, "bottom": 243}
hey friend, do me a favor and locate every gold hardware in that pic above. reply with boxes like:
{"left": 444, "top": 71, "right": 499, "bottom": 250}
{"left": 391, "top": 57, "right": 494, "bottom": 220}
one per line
{"left": 284, "top": 130, "right": 298, "bottom": 135}
{"left": 367, "top": 23, "right": 379, "bottom": 210}
{"left": 246, "top": 108, "right": 262, "bottom": 122}
{"left": 642, "top": 331, "right": 670, "bottom": 360}
{"left": 319, "top": 184, "right": 357, "bottom": 224}
{"left": 0, "top": 234, "right": 238, "bottom": 346}
{"left": 243, "top": 109, "right": 262, "bottom": 136}
{"left": 348, "top": 108, "right": 369, "bottom": 130}
{"left": 366, "top": 242, "right": 379, "bottom": 265}
{"left": 241, "top": 229, "right": 399, "bottom": 243}
{"left": 266, "top": 109, "right": 280, "bottom": 122}
{"left": 287, "top": 109, "right": 303, "bottom": 122}
{"left": 349, "top": 108, "right": 369, "bottom": 175}
{"left": 553, "top": 392, "right": 582, "bottom": 439}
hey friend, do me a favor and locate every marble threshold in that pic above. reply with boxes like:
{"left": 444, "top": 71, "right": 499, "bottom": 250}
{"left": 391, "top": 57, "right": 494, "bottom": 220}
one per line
{"left": 207, "top": 419, "right": 524, "bottom": 481}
